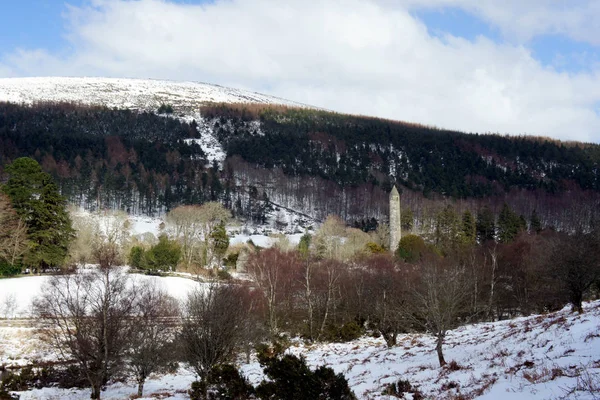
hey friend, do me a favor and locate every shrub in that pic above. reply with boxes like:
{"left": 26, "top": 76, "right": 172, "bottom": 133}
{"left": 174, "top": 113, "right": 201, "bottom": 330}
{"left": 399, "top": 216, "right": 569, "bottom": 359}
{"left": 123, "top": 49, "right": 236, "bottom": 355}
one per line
{"left": 0, "top": 261, "right": 21, "bottom": 277}
{"left": 0, "top": 386, "right": 18, "bottom": 400}
{"left": 256, "top": 351, "right": 356, "bottom": 400}
{"left": 223, "top": 252, "right": 239, "bottom": 268}
{"left": 366, "top": 242, "right": 386, "bottom": 254}
{"left": 128, "top": 246, "right": 147, "bottom": 270}
{"left": 216, "top": 269, "right": 233, "bottom": 281}
{"left": 0, "top": 364, "right": 87, "bottom": 392}
{"left": 189, "top": 364, "right": 255, "bottom": 400}
{"left": 322, "top": 321, "right": 364, "bottom": 343}
{"left": 383, "top": 378, "right": 424, "bottom": 399}
{"left": 157, "top": 104, "right": 174, "bottom": 114}
{"left": 146, "top": 235, "right": 181, "bottom": 271}
{"left": 338, "top": 321, "right": 364, "bottom": 342}
{"left": 395, "top": 234, "right": 426, "bottom": 263}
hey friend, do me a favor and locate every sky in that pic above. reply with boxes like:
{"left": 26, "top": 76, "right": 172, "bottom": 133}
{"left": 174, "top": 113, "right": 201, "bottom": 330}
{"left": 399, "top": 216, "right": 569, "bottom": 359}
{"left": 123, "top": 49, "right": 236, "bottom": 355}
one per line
{"left": 1, "top": 0, "right": 600, "bottom": 143}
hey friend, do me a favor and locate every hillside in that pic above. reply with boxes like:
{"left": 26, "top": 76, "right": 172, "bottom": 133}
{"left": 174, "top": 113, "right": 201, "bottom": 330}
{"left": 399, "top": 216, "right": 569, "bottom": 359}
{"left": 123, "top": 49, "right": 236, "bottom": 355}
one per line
{"left": 1, "top": 77, "right": 599, "bottom": 232}
{"left": 1, "top": 273, "right": 598, "bottom": 399}
{"left": 0, "top": 77, "right": 310, "bottom": 111}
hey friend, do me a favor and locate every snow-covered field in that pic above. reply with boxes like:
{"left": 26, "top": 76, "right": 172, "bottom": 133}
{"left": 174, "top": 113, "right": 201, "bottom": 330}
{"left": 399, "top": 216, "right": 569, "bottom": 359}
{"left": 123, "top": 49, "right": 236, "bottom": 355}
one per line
{"left": 0, "top": 273, "right": 201, "bottom": 319}
{"left": 2, "top": 277, "right": 599, "bottom": 399}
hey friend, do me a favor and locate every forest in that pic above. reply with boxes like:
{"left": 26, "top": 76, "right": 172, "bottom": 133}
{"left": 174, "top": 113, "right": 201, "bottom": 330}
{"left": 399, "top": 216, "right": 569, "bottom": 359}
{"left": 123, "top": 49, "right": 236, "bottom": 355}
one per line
{"left": 1, "top": 101, "right": 599, "bottom": 235}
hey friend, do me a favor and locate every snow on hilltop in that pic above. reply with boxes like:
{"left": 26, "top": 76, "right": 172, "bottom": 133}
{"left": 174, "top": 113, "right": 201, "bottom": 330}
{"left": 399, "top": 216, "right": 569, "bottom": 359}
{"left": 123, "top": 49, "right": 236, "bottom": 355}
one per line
{"left": 0, "top": 76, "right": 310, "bottom": 112}
{"left": 0, "top": 76, "right": 314, "bottom": 167}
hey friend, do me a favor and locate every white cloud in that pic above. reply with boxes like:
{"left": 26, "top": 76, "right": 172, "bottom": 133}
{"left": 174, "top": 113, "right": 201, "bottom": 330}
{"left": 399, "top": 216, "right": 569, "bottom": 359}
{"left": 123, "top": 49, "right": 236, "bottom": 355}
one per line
{"left": 396, "top": 0, "right": 600, "bottom": 45}
{"left": 2, "top": 0, "right": 600, "bottom": 142}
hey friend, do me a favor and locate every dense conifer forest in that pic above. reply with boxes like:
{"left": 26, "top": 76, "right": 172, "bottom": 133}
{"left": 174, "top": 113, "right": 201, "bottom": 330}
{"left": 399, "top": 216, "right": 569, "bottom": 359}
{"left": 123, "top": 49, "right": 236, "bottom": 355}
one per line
{"left": 1, "top": 101, "right": 599, "bottom": 231}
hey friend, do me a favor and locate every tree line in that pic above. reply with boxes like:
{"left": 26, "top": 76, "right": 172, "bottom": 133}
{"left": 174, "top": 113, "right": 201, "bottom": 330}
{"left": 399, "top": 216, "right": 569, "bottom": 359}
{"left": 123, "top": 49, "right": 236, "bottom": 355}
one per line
{"left": 202, "top": 103, "right": 600, "bottom": 196}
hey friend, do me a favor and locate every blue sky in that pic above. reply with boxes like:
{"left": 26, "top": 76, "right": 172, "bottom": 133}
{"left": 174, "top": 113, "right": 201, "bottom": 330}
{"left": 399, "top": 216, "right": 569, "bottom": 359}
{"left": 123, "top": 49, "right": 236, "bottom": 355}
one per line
{"left": 3, "top": 1, "right": 597, "bottom": 74}
{"left": 1, "top": 0, "right": 600, "bottom": 142}
{"left": 415, "top": 6, "right": 600, "bottom": 74}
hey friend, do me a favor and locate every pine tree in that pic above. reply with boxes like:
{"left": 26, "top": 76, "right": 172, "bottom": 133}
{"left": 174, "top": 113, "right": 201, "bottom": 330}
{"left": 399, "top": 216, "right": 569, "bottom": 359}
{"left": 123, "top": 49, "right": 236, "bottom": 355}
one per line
{"left": 476, "top": 206, "right": 495, "bottom": 243}
{"left": 2, "top": 157, "right": 74, "bottom": 271}
{"left": 461, "top": 210, "right": 476, "bottom": 244}
{"left": 298, "top": 233, "right": 312, "bottom": 259}
{"left": 434, "top": 205, "right": 460, "bottom": 252}
{"left": 530, "top": 209, "right": 542, "bottom": 234}
{"left": 497, "top": 203, "right": 525, "bottom": 243}
{"left": 210, "top": 222, "right": 229, "bottom": 265}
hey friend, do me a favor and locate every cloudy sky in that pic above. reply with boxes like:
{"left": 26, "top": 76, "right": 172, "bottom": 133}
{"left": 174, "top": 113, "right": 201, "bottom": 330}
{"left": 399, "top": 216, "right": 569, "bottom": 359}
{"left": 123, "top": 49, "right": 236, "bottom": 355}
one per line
{"left": 2, "top": 0, "right": 600, "bottom": 143}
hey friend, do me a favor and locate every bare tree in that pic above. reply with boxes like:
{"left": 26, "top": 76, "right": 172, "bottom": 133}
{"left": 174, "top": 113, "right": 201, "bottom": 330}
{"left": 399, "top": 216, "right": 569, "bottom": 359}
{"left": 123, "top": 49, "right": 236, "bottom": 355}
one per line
{"left": 68, "top": 209, "right": 99, "bottom": 266}
{"left": 34, "top": 242, "right": 138, "bottom": 399}
{"left": 127, "top": 281, "right": 180, "bottom": 397}
{"left": 180, "top": 284, "right": 249, "bottom": 384}
{"left": 316, "top": 259, "right": 343, "bottom": 340}
{"left": 362, "top": 255, "right": 407, "bottom": 347}
{"left": 246, "top": 248, "right": 300, "bottom": 335}
{"left": 2, "top": 292, "right": 17, "bottom": 319}
{"left": 407, "top": 256, "right": 470, "bottom": 367}
{"left": 552, "top": 231, "right": 600, "bottom": 313}
{"left": 167, "top": 203, "right": 231, "bottom": 270}
{"left": 69, "top": 209, "right": 130, "bottom": 267}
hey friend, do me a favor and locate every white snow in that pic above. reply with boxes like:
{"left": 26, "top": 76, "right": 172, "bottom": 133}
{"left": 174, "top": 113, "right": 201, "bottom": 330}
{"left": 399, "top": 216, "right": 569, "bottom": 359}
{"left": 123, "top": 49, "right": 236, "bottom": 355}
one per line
{"left": 0, "top": 273, "right": 201, "bottom": 319}
{"left": 0, "top": 77, "right": 309, "bottom": 111}
{"left": 3, "top": 293, "right": 599, "bottom": 399}
{"left": 0, "top": 77, "right": 315, "bottom": 168}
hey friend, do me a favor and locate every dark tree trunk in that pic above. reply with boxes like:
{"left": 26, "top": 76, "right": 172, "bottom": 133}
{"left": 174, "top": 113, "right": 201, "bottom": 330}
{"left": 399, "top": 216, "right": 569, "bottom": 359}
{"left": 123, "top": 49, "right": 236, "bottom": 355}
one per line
{"left": 91, "top": 383, "right": 101, "bottom": 399}
{"left": 436, "top": 332, "right": 446, "bottom": 367}
{"left": 382, "top": 330, "right": 397, "bottom": 348}
{"left": 572, "top": 296, "right": 584, "bottom": 314}
{"left": 137, "top": 381, "right": 144, "bottom": 397}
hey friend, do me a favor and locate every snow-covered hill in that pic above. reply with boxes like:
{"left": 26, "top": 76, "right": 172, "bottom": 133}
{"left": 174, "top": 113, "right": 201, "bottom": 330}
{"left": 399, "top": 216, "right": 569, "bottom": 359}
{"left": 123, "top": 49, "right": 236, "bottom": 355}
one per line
{"left": 0, "top": 77, "right": 310, "bottom": 112}
{"left": 0, "top": 76, "right": 316, "bottom": 169}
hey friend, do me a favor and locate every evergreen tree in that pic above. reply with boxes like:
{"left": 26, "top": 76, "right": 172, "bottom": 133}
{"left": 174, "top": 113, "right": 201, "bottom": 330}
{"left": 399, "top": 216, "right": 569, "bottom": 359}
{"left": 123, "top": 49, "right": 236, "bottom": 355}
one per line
{"left": 395, "top": 234, "right": 427, "bottom": 263}
{"left": 298, "top": 232, "right": 312, "bottom": 259}
{"left": 434, "top": 205, "right": 460, "bottom": 252}
{"left": 461, "top": 210, "right": 476, "bottom": 244}
{"left": 209, "top": 222, "right": 230, "bottom": 265}
{"left": 2, "top": 157, "right": 74, "bottom": 271}
{"left": 497, "top": 203, "right": 525, "bottom": 243}
{"left": 146, "top": 235, "right": 181, "bottom": 271}
{"left": 530, "top": 209, "right": 542, "bottom": 234}
{"left": 128, "top": 246, "right": 147, "bottom": 269}
{"left": 476, "top": 206, "right": 495, "bottom": 243}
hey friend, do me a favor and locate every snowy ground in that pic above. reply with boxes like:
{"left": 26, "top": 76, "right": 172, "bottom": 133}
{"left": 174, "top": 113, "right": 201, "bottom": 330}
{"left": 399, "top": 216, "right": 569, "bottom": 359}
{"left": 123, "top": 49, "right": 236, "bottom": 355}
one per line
{"left": 2, "top": 292, "right": 599, "bottom": 399}
{"left": 72, "top": 206, "right": 312, "bottom": 249}
{"left": 0, "top": 77, "right": 310, "bottom": 111}
{"left": 0, "top": 76, "right": 317, "bottom": 169}
{"left": 0, "top": 273, "right": 202, "bottom": 319}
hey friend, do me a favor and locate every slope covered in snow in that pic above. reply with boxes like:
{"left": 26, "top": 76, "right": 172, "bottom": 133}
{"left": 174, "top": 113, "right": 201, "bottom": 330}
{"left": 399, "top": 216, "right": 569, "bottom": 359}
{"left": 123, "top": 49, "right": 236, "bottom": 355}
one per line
{"left": 3, "top": 292, "right": 599, "bottom": 399}
{"left": 0, "top": 77, "right": 315, "bottom": 168}
{"left": 0, "top": 77, "right": 309, "bottom": 112}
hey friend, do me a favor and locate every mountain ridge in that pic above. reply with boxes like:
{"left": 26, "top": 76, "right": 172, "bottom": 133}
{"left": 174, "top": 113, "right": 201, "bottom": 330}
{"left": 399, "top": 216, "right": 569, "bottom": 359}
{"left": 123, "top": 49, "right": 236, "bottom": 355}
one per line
{"left": 0, "top": 76, "right": 314, "bottom": 112}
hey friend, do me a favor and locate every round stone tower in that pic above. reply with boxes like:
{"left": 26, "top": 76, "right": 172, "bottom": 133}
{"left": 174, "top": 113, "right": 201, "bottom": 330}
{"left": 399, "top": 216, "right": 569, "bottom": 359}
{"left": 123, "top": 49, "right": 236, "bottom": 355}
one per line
{"left": 389, "top": 185, "right": 401, "bottom": 252}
